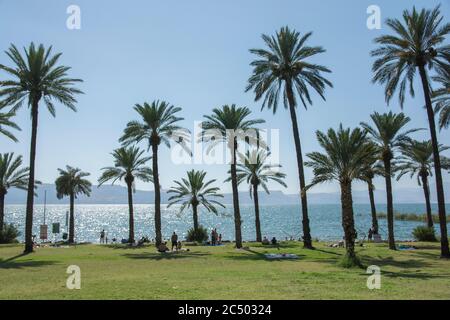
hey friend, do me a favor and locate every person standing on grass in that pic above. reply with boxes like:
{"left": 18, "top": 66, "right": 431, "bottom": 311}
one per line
{"left": 171, "top": 232, "right": 178, "bottom": 251}
{"left": 100, "top": 229, "right": 105, "bottom": 244}
{"left": 211, "top": 229, "right": 216, "bottom": 246}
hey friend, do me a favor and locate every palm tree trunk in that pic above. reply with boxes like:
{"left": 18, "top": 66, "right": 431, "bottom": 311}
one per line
{"left": 0, "top": 192, "right": 5, "bottom": 230}
{"left": 421, "top": 173, "right": 433, "bottom": 228}
{"left": 383, "top": 157, "right": 396, "bottom": 250}
{"left": 418, "top": 64, "right": 449, "bottom": 258}
{"left": 367, "top": 179, "right": 379, "bottom": 234}
{"left": 252, "top": 184, "right": 262, "bottom": 242}
{"left": 192, "top": 203, "right": 199, "bottom": 231}
{"left": 126, "top": 181, "right": 135, "bottom": 244}
{"left": 340, "top": 180, "right": 357, "bottom": 262}
{"left": 230, "top": 141, "right": 242, "bottom": 248}
{"left": 24, "top": 100, "right": 39, "bottom": 253}
{"left": 68, "top": 193, "right": 75, "bottom": 244}
{"left": 151, "top": 143, "right": 162, "bottom": 247}
{"left": 285, "top": 80, "right": 313, "bottom": 249}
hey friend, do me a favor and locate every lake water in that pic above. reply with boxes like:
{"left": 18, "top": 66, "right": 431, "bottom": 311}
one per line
{"left": 4, "top": 203, "right": 449, "bottom": 243}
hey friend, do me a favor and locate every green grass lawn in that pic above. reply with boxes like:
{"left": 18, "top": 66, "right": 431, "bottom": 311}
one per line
{"left": 1, "top": 241, "right": 449, "bottom": 299}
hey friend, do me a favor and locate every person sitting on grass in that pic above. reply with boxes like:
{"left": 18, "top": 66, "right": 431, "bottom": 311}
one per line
{"left": 262, "top": 236, "right": 270, "bottom": 245}
{"left": 158, "top": 242, "right": 169, "bottom": 253}
{"left": 271, "top": 237, "right": 278, "bottom": 245}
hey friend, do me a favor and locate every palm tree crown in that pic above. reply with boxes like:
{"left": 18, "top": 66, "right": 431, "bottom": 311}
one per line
{"left": 0, "top": 153, "right": 30, "bottom": 195}
{"left": 0, "top": 103, "right": 20, "bottom": 142}
{"left": 98, "top": 146, "right": 153, "bottom": 187}
{"left": 119, "top": 100, "right": 189, "bottom": 149}
{"left": 397, "top": 140, "right": 450, "bottom": 184}
{"left": 167, "top": 170, "right": 224, "bottom": 215}
{"left": 371, "top": 5, "right": 449, "bottom": 107}
{"left": 246, "top": 26, "right": 333, "bottom": 112}
{"left": 360, "top": 111, "right": 419, "bottom": 160}
{"left": 0, "top": 43, "right": 83, "bottom": 114}
{"left": 55, "top": 166, "right": 92, "bottom": 199}
{"left": 433, "top": 66, "right": 450, "bottom": 130}
{"left": 201, "top": 104, "right": 265, "bottom": 151}
{"left": 306, "top": 126, "right": 374, "bottom": 186}
{"left": 229, "top": 149, "right": 287, "bottom": 195}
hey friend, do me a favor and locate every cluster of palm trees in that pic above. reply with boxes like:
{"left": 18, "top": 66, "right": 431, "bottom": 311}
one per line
{"left": 0, "top": 6, "right": 449, "bottom": 263}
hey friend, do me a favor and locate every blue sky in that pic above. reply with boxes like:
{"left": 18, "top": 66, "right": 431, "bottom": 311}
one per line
{"left": 0, "top": 0, "right": 449, "bottom": 195}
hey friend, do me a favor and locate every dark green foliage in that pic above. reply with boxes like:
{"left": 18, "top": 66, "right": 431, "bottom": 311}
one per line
{"left": 0, "top": 223, "right": 20, "bottom": 243}
{"left": 412, "top": 226, "right": 437, "bottom": 242}
{"left": 186, "top": 225, "right": 209, "bottom": 243}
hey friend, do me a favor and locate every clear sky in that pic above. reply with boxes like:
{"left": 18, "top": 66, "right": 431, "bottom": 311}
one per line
{"left": 0, "top": 0, "right": 449, "bottom": 195}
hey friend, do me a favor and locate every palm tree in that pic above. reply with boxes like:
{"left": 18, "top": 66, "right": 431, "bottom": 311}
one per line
{"left": 371, "top": 5, "right": 450, "bottom": 257}
{"left": 361, "top": 112, "right": 418, "bottom": 250}
{"left": 0, "top": 43, "right": 83, "bottom": 253}
{"left": 359, "top": 152, "right": 384, "bottom": 235}
{"left": 305, "top": 125, "right": 374, "bottom": 266}
{"left": 0, "top": 153, "right": 30, "bottom": 229}
{"left": 397, "top": 140, "right": 450, "bottom": 228}
{"left": 120, "top": 100, "right": 189, "bottom": 247}
{"left": 0, "top": 103, "right": 20, "bottom": 142}
{"left": 98, "top": 147, "right": 153, "bottom": 244}
{"left": 227, "top": 149, "right": 287, "bottom": 242}
{"left": 247, "top": 26, "right": 333, "bottom": 249}
{"left": 201, "top": 105, "right": 264, "bottom": 248}
{"left": 432, "top": 66, "right": 450, "bottom": 130}
{"left": 167, "top": 170, "right": 224, "bottom": 231}
{"left": 55, "top": 166, "right": 92, "bottom": 244}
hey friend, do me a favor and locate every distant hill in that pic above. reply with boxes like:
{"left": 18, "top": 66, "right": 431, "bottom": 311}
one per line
{"left": 4, "top": 183, "right": 449, "bottom": 205}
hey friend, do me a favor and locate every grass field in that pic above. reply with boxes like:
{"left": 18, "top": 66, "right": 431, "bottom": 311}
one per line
{"left": 1, "top": 241, "right": 449, "bottom": 299}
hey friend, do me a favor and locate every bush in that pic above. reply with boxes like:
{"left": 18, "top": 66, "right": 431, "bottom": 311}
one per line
{"left": 412, "top": 225, "right": 437, "bottom": 242}
{"left": 186, "top": 225, "right": 208, "bottom": 242}
{"left": 0, "top": 223, "right": 21, "bottom": 244}
{"left": 338, "top": 253, "right": 363, "bottom": 269}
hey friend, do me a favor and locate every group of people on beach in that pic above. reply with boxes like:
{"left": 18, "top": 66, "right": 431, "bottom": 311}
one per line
{"left": 157, "top": 232, "right": 188, "bottom": 253}
{"left": 210, "top": 228, "right": 222, "bottom": 245}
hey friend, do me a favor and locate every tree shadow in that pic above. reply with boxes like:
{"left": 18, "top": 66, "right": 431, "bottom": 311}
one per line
{"left": 224, "top": 248, "right": 305, "bottom": 262}
{"left": 122, "top": 251, "right": 210, "bottom": 261}
{"left": 382, "top": 270, "right": 449, "bottom": 280}
{"left": 106, "top": 244, "right": 150, "bottom": 250}
{"left": 0, "top": 253, "right": 56, "bottom": 269}
{"left": 360, "top": 255, "right": 431, "bottom": 269}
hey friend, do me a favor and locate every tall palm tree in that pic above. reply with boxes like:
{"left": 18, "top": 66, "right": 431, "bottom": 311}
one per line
{"left": 360, "top": 112, "right": 418, "bottom": 250}
{"left": 0, "top": 43, "right": 83, "bottom": 253}
{"left": 0, "top": 103, "right": 20, "bottom": 142}
{"left": 201, "top": 104, "right": 264, "bottom": 248}
{"left": 305, "top": 125, "right": 374, "bottom": 266}
{"left": 55, "top": 166, "right": 92, "bottom": 244}
{"left": 98, "top": 147, "right": 153, "bottom": 244}
{"left": 0, "top": 153, "right": 30, "bottom": 229}
{"left": 371, "top": 5, "right": 450, "bottom": 257}
{"left": 227, "top": 149, "right": 287, "bottom": 242}
{"left": 167, "top": 170, "right": 224, "bottom": 231}
{"left": 247, "top": 26, "right": 333, "bottom": 249}
{"left": 432, "top": 66, "right": 450, "bottom": 130}
{"left": 397, "top": 140, "right": 450, "bottom": 228}
{"left": 359, "top": 152, "right": 384, "bottom": 235}
{"left": 120, "top": 100, "right": 189, "bottom": 246}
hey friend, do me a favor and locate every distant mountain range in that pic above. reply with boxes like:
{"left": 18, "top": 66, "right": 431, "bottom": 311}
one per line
{"left": 4, "top": 183, "right": 449, "bottom": 205}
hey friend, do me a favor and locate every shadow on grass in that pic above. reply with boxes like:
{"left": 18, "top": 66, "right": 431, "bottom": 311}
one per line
{"left": 0, "top": 253, "right": 56, "bottom": 269}
{"left": 122, "top": 251, "right": 210, "bottom": 261}
{"left": 223, "top": 248, "right": 306, "bottom": 262}
{"left": 105, "top": 244, "right": 151, "bottom": 250}
{"left": 382, "top": 270, "right": 449, "bottom": 280}
{"left": 360, "top": 255, "right": 431, "bottom": 269}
